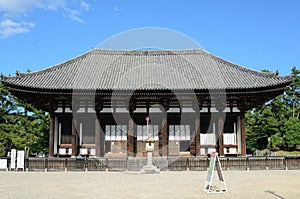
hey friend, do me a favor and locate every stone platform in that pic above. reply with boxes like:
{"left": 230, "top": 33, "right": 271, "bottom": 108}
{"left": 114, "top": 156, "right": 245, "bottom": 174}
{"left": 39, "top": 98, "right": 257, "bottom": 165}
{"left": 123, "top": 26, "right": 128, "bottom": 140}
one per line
{"left": 140, "top": 164, "right": 161, "bottom": 174}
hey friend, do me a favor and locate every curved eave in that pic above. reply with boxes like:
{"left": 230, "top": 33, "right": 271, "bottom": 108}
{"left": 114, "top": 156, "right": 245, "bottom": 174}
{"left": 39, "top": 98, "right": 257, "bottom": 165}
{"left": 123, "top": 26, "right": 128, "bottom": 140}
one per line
{"left": 2, "top": 79, "right": 292, "bottom": 96}
{"left": 1, "top": 72, "right": 293, "bottom": 91}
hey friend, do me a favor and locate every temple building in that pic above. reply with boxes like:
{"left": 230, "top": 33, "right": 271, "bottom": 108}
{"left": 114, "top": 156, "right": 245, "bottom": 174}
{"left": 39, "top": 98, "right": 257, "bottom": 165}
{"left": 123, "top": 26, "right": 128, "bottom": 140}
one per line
{"left": 1, "top": 49, "right": 292, "bottom": 157}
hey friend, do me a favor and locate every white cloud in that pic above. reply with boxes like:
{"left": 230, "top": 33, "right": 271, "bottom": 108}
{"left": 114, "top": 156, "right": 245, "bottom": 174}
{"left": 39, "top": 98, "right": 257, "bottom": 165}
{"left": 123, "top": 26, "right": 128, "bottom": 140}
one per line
{"left": 0, "top": 0, "right": 50, "bottom": 16}
{"left": 0, "top": 0, "right": 76, "bottom": 16}
{"left": 0, "top": 0, "right": 90, "bottom": 38}
{"left": 62, "top": 1, "right": 90, "bottom": 24}
{"left": 0, "top": 19, "right": 35, "bottom": 38}
{"left": 43, "top": 0, "right": 66, "bottom": 11}
{"left": 80, "top": 1, "right": 90, "bottom": 11}
{"left": 1, "top": 18, "right": 19, "bottom": 28}
{"left": 64, "top": 7, "right": 84, "bottom": 24}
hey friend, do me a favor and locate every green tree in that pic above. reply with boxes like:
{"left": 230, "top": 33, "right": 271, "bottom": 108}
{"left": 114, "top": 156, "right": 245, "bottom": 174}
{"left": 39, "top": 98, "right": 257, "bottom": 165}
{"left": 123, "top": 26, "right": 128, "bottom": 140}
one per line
{"left": 246, "top": 67, "right": 300, "bottom": 153}
{"left": 281, "top": 117, "right": 300, "bottom": 149}
{"left": 0, "top": 82, "right": 16, "bottom": 156}
{"left": 0, "top": 82, "right": 49, "bottom": 156}
{"left": 246, "top": 106, "right": 280, "bottom": 151}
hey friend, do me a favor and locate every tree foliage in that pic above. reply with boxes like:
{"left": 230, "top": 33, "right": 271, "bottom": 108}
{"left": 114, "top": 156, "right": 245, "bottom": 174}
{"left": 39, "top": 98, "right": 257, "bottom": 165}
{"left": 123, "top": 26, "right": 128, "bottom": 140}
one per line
{"left": 0, "top": 82, "right": 49, "bottom": 157}
{"left": 246, "top": 67, "right": 300, "bottom": 153}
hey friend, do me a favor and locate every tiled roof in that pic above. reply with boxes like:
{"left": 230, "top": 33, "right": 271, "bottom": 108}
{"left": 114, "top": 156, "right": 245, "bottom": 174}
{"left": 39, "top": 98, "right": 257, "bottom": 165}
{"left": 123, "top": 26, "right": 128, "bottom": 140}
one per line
{"left": 2, "top": 49, "right": 293, "bottom": 91}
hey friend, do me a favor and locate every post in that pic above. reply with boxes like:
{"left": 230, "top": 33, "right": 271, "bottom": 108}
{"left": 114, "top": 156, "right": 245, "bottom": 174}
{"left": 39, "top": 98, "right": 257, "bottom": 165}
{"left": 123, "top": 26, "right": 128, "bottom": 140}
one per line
{"left": 190, "top": 122, "right": 196, "bottom": 156}
{"left": 161, "top": 116, "right": 168, "bottom": 157}
{"left": 195, "top": 116, "right": 201, "bottom": 156}
{"left": 218, "top": 116, "right": 224, "bottom": 156}
{"left": 71, "top": 117, "right": 78, "bottom": 157}
{"left": 127, "top": 116, "right": 135, "bottom": 157}
{"left": 95, "top": 113, "right": 101, "bottom": 157}
{"left": 240, "top": 112, "right": 246, "bottom": 156}
{"left": 49, "top": 114, "right": 55, "bottom": 157}
{"left": 192, "top": 101, "right": 202, "bottom": 156}
{"left": 216, "top": 104, "right": 225, "bottom": 157}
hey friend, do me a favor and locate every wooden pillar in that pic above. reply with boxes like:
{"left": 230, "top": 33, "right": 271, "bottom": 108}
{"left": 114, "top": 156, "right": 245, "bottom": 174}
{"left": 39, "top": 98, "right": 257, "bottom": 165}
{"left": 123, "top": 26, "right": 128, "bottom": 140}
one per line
{"left": 127, "top": 116, "right": 135, "bottom": 157}
{"left": 94, "top": 102, "right": 103, "bottom": 157}
{"left": 71, "top": 117, "right": 78, "bottom": 157}
{"left": 95, "top": 114, "right": 101, "bottom": 157}
{"left": 216, "top": 104, "right": 225, "bottom": 157}
{"left": 49, "top": 114, "right": 55, "bottom": 157}
{"left": 238, "top": 99, "right": 250, "bottom": 156}
{"left": 240, "top": 112, "right": 246, "bottom": 156}
{"left": 218, "top": 116, "right": 224, "bottom": 156}
{"left": 195, "top": 116, "right": 201, "bottom": 156}
{"left": 190, "top": 122, "right": 196, "bottom": 156}
{"left": 160, "top": 116, "right": 168, "bottom": 157}
{"left": 192, "top": 101, "right": 202, "bottom": 156}
{"left": 159, "top": 98, "right": 169, "bottom": 157}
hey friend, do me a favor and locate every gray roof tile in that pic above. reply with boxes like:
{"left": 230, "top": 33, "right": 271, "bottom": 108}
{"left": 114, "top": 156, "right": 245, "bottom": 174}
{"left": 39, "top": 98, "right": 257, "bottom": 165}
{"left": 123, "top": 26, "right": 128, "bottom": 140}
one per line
{"left": 2, "top": 49, "right": 293, "bottom": 90}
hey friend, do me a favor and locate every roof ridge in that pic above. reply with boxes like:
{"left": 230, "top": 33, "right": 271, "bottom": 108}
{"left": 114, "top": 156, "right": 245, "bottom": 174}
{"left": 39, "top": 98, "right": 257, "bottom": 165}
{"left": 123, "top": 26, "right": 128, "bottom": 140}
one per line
{"left": 92, "top": 48, "right": 206, "bottom": 55}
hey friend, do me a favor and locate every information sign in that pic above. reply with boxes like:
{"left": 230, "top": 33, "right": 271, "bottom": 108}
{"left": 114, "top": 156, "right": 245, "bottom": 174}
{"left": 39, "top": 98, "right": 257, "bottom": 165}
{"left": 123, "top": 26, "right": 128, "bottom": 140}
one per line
{"left": 0, "top": 159, "right": 7, "bottom": 170}
{"left": 204, "top": 152, "right": 227, "bottom": 193}
{"left": 17, "top": 150, "right": 25, "bottom": 171}
{"left": 10, "top": 149, "right": 16, "bottom": 170}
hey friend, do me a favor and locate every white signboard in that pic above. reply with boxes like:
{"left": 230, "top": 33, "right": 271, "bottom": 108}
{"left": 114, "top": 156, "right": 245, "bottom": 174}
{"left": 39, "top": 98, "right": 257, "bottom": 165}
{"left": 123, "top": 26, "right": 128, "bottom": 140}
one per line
{"left": 0, "top": 159, "right": 7, "bottom": 170}
{"left": 204, "top": 153, "right": 227, "bottom": 193}
{"left": 17, "top": 150, "right": 25, "bottom": 171}
{"left": 10, "top": 149, "right": 16, "bottom": 170}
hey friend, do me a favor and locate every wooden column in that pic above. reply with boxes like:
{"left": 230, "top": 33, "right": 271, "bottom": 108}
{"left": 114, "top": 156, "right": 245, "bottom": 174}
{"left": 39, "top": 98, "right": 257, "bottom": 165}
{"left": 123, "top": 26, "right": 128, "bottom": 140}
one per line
{"left": 127, "top": 116, "right": 135, "bottom": 157}
{"left": 94, "top": 102, "right": 103, "bottom": 157}
{"left": 160, "top": 116, "right": 168, "bottom": 157}
{"left": 49, "top": 114, "right": 55, "bottom": 157}
{"left": 192, "top": 101, "right": 202, "bottom": 156}
{"left": 238, "top": 100, "right": 251, "bottom": 156}
{"left": 218, "top": 116, "right": 225, "bottom": 156}
{"left": 71, "top": 117, "right": 78, "bottom": 157}
{"left": 95, "top": 114, "right": 101, "bottom": 157}
{"left": 195, "top": 116, "right": 201, "bottom": 156}
{"left": 216, "top": 104, "right": 225, "bottom": 157}
{"left": 159, "top": 99, "right": 169, "bottom": 157}
{"left": 190, "top": 121, "right": 196, "bottom": 156}
{"left": 240, "top": 112, "right": 246, "bottom": 156}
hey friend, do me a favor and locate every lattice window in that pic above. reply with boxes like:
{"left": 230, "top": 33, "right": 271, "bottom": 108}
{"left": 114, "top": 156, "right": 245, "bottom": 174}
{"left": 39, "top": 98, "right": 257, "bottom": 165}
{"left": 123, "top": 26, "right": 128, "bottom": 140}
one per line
{"left": 136, "top": 125, "right": 159, "bottom": 141}
{"left": 105, "top": 125, "right": 128, "bottom": 141}
{"left": 169, "top": 125, "right": 191, "bottom": 141}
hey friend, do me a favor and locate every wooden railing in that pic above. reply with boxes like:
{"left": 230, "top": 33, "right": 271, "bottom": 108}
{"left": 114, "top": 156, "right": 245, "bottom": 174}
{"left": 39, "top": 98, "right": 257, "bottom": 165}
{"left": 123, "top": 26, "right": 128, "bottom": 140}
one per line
{"left": 200, "top": 134, "right": 216, "bottom": 145}
{"left": 1, "top": 156, "right": 299, "bottom": 172}
{"left": 223, "top": 133, "right": 237, "bottom": 145}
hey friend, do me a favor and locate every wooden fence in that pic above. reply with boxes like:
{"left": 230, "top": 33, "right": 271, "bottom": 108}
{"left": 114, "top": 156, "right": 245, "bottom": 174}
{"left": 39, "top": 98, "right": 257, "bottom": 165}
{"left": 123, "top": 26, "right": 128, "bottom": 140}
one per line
{"left": 1, "top": 156, "right": 299, "bottom": 172}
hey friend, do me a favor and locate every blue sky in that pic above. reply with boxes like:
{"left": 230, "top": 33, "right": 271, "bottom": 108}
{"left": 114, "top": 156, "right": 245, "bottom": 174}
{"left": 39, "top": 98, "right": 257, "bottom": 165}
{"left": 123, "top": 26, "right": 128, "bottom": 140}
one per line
{"left": 0, "top": 0, "right": 299, "bottom": 76}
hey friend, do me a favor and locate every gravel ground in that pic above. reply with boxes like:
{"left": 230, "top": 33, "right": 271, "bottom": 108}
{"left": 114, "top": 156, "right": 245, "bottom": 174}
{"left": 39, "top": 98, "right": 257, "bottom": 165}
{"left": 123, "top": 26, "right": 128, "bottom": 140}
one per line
{"left": 0, "top": 170, "right": 299, "bottom": 199}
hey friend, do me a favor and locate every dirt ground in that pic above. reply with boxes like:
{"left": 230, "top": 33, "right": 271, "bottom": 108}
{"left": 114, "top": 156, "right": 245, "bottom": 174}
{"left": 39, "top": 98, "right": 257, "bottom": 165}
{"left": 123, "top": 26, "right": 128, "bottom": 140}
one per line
{"left": 0, "top": 170, "right": 299, "bottom": 199}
